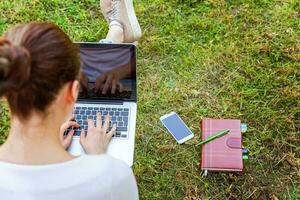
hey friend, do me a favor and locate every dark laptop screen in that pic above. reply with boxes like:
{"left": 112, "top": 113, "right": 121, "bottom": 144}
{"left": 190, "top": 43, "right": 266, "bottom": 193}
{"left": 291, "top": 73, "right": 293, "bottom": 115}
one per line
{"left": 76, "top": 43, "right": 136, "bottom": 102}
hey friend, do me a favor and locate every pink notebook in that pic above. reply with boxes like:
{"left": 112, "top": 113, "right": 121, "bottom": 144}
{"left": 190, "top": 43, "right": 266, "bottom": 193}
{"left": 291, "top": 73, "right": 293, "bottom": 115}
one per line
{"left": 200, "top": 118, "right": 243, "bottom": 172}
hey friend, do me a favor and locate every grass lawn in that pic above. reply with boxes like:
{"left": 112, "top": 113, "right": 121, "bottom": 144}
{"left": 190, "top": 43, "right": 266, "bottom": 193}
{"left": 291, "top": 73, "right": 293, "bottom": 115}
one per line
{"left": 0, "top": 0, "right": 300, "bottom": 199}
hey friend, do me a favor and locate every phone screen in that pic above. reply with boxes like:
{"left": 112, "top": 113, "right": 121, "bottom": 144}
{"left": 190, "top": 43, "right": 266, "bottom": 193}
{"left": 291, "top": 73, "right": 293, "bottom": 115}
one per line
{"left": 161, "top": 113, "right": 193, "bottom": 141}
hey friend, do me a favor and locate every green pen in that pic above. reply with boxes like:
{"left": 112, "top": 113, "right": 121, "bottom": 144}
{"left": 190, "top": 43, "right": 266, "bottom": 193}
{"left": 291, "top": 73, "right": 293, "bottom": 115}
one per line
{"left": 196, "top": 129, "right": 230, "bottom": 146}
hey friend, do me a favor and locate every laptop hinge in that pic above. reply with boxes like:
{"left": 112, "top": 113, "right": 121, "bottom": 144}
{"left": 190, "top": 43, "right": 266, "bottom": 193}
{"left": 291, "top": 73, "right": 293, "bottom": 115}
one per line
{"left": 77, "top": 100, "right": 123, "bottom": 105}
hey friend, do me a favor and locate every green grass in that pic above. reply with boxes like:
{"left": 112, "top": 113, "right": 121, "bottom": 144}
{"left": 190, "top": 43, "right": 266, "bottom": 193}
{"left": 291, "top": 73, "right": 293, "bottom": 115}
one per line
{"left": 1, "top": 0, "right": 300, "bottom": 199}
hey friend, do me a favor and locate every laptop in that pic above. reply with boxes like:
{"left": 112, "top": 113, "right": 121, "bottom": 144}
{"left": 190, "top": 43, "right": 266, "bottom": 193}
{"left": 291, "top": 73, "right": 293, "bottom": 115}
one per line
{"left": 67, "top": 42, "right": 137, "bottom": 167}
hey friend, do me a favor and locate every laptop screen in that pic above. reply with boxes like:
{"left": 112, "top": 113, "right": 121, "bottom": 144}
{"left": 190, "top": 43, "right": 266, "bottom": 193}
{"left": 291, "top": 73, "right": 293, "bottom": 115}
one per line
{"left": 76, "top": 43, "right": 136, "bottom": 102}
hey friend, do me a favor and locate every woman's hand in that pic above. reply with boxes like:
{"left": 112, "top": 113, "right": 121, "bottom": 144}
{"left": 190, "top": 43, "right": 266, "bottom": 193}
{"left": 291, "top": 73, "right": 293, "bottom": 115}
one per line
{"left": 80, "top": 113, "right": 116, "bottom": 154}
{"left": 59, "top": 117, "right": 80, "bottom": 149}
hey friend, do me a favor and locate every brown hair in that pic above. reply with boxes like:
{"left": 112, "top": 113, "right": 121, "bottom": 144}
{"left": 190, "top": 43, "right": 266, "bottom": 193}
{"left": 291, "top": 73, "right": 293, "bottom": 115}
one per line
{"left": 0, "top": 22, "right": 80, "bottom": 120}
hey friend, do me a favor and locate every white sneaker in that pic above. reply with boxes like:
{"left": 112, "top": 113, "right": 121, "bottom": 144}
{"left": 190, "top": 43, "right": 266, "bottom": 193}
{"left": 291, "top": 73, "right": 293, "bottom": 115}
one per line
{"left": 100, "top": 0, "right": 142, "bottom": 43}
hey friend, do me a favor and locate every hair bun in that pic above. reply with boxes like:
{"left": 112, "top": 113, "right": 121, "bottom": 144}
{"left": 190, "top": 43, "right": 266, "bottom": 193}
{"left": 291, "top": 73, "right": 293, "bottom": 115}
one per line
{"left": 0, "top": 38, "right": 31, "bottom": 96}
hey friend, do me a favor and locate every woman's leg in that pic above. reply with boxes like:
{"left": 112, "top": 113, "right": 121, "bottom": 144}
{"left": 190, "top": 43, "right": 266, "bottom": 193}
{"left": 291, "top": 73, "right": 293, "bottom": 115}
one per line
{"left": 100, "top": 0, "right": 142, "bottom": 43}
{"left": 106, "top": 22, "right": 124, "bottom": 43}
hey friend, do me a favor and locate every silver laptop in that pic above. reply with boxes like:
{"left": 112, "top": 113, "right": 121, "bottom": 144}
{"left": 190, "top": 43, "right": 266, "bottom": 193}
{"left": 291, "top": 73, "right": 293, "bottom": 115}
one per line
{"left": 67, "top": 42, "right": 137, "bottom": 166}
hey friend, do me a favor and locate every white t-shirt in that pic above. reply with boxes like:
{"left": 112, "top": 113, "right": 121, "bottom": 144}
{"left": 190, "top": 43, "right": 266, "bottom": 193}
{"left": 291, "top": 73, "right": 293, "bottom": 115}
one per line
{"left": 0, "top": 155, "right": 138, "bottom": 200}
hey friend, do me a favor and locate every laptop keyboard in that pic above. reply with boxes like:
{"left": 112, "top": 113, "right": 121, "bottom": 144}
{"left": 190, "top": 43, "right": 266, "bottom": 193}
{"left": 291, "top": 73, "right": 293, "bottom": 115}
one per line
{"left": 66, "top": 106, "right": 130, "bottom": 138}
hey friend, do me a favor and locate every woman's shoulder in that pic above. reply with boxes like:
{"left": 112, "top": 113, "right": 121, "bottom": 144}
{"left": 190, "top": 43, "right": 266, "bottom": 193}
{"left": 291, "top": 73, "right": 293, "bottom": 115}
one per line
{"left": 74, "top": 155, "right": 138, "bottom": 199}
{"left": 80, "top": 154, "right": 129, "bottom": 168}
{"left": 79, "top": 154, "right": 136, "bottom": 187}
{"left": 78, "top": 154, "right": 133, "bottom": 176}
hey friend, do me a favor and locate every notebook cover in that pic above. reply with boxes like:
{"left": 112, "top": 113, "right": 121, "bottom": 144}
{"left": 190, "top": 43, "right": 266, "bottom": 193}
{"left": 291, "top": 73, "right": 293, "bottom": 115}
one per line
{"left": 200, "top": 118, "right": 243, "bottom": 171}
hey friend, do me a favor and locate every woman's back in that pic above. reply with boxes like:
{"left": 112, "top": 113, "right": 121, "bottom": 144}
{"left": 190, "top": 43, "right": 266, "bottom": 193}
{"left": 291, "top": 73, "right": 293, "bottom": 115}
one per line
{"left": 0, "top": 155, "right": 138, "bottom": 200}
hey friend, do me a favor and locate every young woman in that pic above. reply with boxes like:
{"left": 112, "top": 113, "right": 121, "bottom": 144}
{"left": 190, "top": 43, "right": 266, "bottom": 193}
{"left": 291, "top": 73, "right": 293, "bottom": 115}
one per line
{"left": 0, "top": 21, "right": 138, "bottom": 199}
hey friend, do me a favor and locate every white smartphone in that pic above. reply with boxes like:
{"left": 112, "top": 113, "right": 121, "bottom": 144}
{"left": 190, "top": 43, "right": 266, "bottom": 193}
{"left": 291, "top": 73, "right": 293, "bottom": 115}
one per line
{"left": 160, "top": 112, "right": 194, "bottom": 144}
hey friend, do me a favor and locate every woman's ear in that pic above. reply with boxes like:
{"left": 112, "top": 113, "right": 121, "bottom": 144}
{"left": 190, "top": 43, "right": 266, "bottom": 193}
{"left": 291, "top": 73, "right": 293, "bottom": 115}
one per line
{"left": 66, "top": 80, "right": 79, "bottom": 104}
{"left": 71, "top": 80, "right": 80, "bottom": 102}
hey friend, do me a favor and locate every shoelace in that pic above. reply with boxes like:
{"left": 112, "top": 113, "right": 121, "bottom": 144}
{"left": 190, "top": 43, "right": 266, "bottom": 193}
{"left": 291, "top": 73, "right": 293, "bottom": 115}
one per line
{"left": 106, "top": 0, "right": 121, "bottom": 23}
